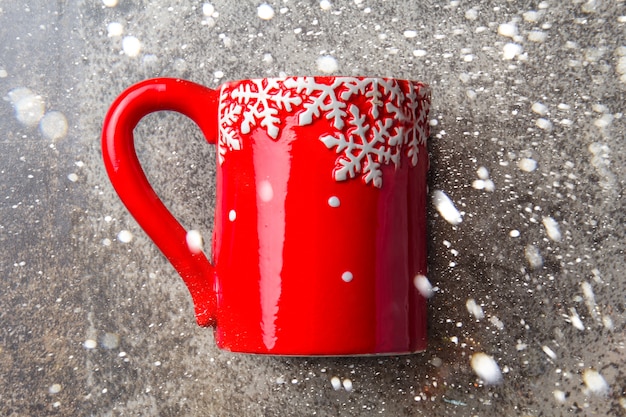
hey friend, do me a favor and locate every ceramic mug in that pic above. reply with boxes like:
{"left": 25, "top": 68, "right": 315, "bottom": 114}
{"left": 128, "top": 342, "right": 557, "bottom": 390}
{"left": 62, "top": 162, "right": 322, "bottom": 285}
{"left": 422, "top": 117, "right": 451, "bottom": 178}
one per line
{"left": 102, "top": 76, "right": 431, "bottom": 356}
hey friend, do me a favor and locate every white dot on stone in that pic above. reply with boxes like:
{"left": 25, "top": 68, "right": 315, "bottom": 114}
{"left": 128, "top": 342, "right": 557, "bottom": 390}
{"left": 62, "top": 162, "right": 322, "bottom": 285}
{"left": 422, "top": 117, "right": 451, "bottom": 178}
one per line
{"left": 465, "top": 8, "right": 478, "bottom": 20}
{"left": 414, "top": 275, "right": 434, "bottom": 298}
{"left": 101, "top": 332, "right": 120, "bottom": 349}
{"left": 498, "top": 22, "right": 518, "bottom": 38}
{"left": 107, "top": 22, "right": 123, "bottom": 37}
{"left": 542, "top": 216, "right": 562, "bottom": 242}
{"left": 186, "top": 230, "right": 204, "bottom": 254}
{"left": 40, "top": 111, "right": 68, "bottom": 141}
{"left": 328, "top": 196, "right": 340, "bottom": 207}
{"left": 84, "top": 339, "right": 97, "bottom": 349}
{"left": 470, "top": 352, "right": 502, "bottom": 385}
{"left": 583, "top": 369, "right": 609, "bottom": 395}
{"left": 509, "top": 229, "right": 520, "bottom": 238}
{"left": 320, "top": 0, "right": 332, "bottom": 10}
{"left": 103, "top": 0, "right": 119, "bottom": 7}
{"left": 317, "top": 55, "right": 338, "bottom": 74}
{"left": 10, "top": 89, "right": 45, "bottom": 127}
{"left": 403, "top": 30, "right": 418, "bottom": 38}
{"left": 476, "top": 166, "right": 489, "bottom": 180}
{"left": 330, "top": 376, "right": 342, "bottom": 390}
{"left": 341, "top": 271, "right": 353, "bottom": 283}
{"left": 258, "top": 180, "right": 274, "bottom": 202}
{"left": 342, "top": 378, "right": 353, "bottom": 392}
{"left": 412, "top": 49, "right": 427, "bottom": 57}
{"left": 67, "top": 173, "right": 78, "bottom": 182}
{"left": 518, "top": 158, "right": 538, "bottom": 172}
{"left": 528, "top": 30, "right": 548, "bottom": 43}
{"left": 531, "top": 102, "right": 548, "bottom": 116}
{"left": 257, "top": 3, "right": 275, "bottom": 20}
{"left": 122, "top": 36, "right": 142, "bottom": 57}
{"left": 228, "top": 209, "right": 237, "bottom": 221}
{"left": 117, "top": 230, "right": 133, "bottom": 243}
{"left": 502, "top": 43, "right": 523, "bottom": 60}
{"left": 202, "top": 3, "right": 215, "bottom": 16}
{"left": 49, "top": 383, "right": 62, "bottom": 394}
{"left": 535, "top": 117, "right": 553, "bottom": 130}
{"left": 214, "top": 70, "right": 224, "bottom": 79}
{"left": 0, "top": 69, "right": 7, "bottom": 78}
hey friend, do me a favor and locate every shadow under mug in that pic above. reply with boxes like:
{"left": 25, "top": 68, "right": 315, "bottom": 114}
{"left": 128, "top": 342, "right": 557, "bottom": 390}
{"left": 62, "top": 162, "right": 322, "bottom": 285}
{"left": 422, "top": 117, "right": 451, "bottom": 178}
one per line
{"left": 102, "top": 76, "right": 431, "bottom": 356}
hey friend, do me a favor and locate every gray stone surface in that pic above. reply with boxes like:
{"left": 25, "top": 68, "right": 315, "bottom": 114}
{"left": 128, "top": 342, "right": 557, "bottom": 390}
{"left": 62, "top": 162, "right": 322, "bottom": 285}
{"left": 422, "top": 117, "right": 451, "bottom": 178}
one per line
{"left": 1, "top": 0, "right": 625, "bottom": 415}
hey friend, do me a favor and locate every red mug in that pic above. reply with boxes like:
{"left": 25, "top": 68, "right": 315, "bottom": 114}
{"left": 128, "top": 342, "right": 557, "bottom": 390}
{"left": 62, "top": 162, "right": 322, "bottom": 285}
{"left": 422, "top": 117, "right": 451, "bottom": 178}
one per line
{"left": 102, "top": 76, "right": 431, "bottom": 355}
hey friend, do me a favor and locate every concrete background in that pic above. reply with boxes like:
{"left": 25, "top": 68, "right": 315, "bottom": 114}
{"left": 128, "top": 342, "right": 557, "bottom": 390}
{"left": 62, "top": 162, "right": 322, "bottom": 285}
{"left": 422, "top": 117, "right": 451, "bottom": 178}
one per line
{"left": 1, "top": 0, "right": 625, "bottom": 415}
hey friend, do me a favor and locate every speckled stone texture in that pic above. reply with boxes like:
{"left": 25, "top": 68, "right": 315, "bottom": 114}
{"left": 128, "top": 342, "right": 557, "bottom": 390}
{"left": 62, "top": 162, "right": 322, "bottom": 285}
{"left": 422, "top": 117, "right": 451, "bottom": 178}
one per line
{"left": 1, "top": 1, "right": 625, "bottom": 416}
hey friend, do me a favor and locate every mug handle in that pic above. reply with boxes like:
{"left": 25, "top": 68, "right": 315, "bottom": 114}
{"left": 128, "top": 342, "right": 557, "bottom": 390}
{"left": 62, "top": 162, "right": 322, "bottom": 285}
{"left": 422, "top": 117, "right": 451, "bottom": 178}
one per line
{"left": 102, "top": 78, "right": 219, "bottom": 327}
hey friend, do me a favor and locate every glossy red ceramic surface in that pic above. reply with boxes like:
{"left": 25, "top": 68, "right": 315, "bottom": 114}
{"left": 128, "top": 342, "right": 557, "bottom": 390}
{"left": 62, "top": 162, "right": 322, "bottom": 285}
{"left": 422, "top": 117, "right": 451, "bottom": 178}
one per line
{"left": 102, "top": 77, "right": 431, "bottom": 355}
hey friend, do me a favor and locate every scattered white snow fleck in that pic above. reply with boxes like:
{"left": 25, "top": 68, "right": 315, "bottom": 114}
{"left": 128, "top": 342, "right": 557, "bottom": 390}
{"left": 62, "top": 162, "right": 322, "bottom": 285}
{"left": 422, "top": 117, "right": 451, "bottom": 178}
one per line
{"left": 476, "top": 166, "right": 489, "bottom": 180}
{"left": 594, "top": 113, "right": 614, "bottom": 128}
{"left": 414, "top": 275, "right": 434, "bottom": 298}
{"left": 531, "top": 102, "right": 548, "bottom": 116}
{"left": 67, "top": 173, "right": 78, "bottom": 182}
{"left": 328, "top": 196, "right": 340, "bottom": 207}
{"left": 602, "top": 315, "right": 614, "bottom": 330}
{"left": 107, "top": 22, "right": 123, "bottom": 37}
{"left": 228, "top": 209, "right": 237, "bottom": 221}
{"left": 84, "top": 339, "right": 97, "bottom": 349}
{"left": 527, "top": 30, "right": 548, "bottom": 43}
{"left": 257, "top": 4, "right": 275, "bottom": 20}
{"left": 103, "top": 0, "right": 119, "bottom": 7}
{"left": 317, "top": 55, "right": 338, "bottom": 73}
{"left": 49, "top": 384, "right": 62, "bottom": 394}
{"left": 502, "top": 43, "right": 523, "bottom": 60}
{"left": 320, "top": 0, "right": 332, "bottom": 11}
{"left": 489, "top": 315, "right": 504, "bottom": 330}
{"left": 465, "top": 8, "right": 478, "bottom": 20}
{"left": 498, "top": 22, "right": 518, "bottom": 38}
{"left": 509, "top": 230, "right": 520, "bottom": 238}
{"left": 542, "top": 216, "right": 562, "bottom": 241}
{"left": 582, "top": 369, "right": 609, "bottom": 395}
{"left": 342, "top": 378, "right": 353, "bottom": 392}
{"left": 413, "top": 49, "right": 427, "bottom": 57}
{"left": 523, "top": 10, "right": 540, "bottom": 22}
{"left": 330, "top": 376, "right": 342, "bottom": 390}
{"left": 553, "top": 389, "right": 567, "bottom": 403}
{"left": 542, "top": 345, "right": 557, "bottom": 360}
{"left": 524, "top": 244, "right": 543, "bottom": 269}
{"left": 202, "top": 3, "right": 215, "bottom": 16}
{"left": 432, "top": 190, "right": 462, "bottom": 225}
{"left": 40, "top": 111, "right": 68, "bottom": 141}
{"left": 518, "top": 158, "right": 537, "bottom": 172}
{"left": 470, "top": 352, "right": 502, "bottom": 385}
{"left": 122, "top": 36, "right": 142, "bottom": 57}
{"left": 569, "top": 307, "right": 585, "bottom": 330}
{"left": 403, "top": 30, "right": 417, "bottom": 38}
{"left": 535, "top": 117, "right": 553, "bottom": 130}
{"left": 8, "top": 87, "right": 45, "bottom": 127}
{"left": 466, "top": 298, "right": 484, "bottom": 320}
{"left": 0, "top": 68, "right": 7, "bottom": 78}
{"left": 214, "top": 70, "right": 224, "bottom": 79}
{"left": 117, "top": 230, "right": 133, "bottom": 243}
{"left": 186, "top": 230, "right": 204, "bottom": 254}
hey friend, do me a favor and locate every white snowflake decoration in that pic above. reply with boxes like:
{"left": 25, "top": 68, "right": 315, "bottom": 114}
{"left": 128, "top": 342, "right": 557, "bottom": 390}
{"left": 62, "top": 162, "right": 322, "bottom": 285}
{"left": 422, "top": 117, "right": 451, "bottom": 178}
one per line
{"left": 218, "top": 77, "right": 430, "bottom": 187}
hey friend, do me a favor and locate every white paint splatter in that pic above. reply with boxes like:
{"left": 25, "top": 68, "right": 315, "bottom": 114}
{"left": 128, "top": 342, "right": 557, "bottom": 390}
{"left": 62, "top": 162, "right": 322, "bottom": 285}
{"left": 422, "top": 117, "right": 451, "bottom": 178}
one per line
{"left": 414, "top": 275, "right": 434, "bottom": 298}
{"left": 470, "top": 353, "right": 502, "bottom": 385}
{"left": 186, "top": 230, "right": 204, "bottom": 254}
{"left": 122, "top": 36, "right": 142, "bottom": 57}
{"left": 432, "top": 190, "right": 462, "bottom": 225}
{"left": 317, "top": 55, "right": 338, "bottom": 74}
{"left": 257, "top": 4, "right": 275, "bottom": 20}
{"left": 583, "top": 369, "right": 609, "bottom": 395}
{"left": 228, "top": 209, "right": 237, "bottom": 221}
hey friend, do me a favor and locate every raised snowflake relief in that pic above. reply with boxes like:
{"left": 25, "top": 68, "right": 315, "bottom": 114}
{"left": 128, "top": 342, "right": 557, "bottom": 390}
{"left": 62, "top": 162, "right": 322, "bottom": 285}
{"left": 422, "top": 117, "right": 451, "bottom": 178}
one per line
{"left": 218, "top": 77, "right": 430, "bottom": 187}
